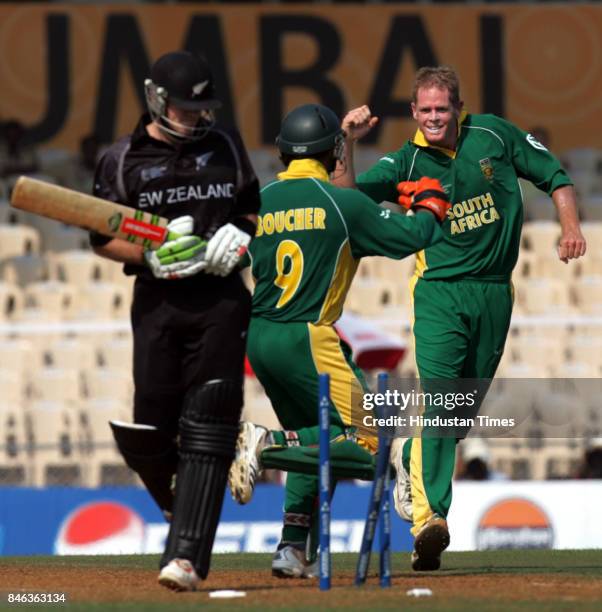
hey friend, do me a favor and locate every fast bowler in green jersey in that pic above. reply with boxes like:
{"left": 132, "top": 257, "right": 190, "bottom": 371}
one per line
{"left": 336, "top": 66, "right": 586, "bottom": 571}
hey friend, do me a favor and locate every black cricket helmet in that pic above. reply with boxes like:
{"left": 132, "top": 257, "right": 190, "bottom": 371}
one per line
{"left": 277, "top": 104, "right": 344, "bottom": 159}
{"left": 144, "top": 51, "right": 221, "bottom": 141}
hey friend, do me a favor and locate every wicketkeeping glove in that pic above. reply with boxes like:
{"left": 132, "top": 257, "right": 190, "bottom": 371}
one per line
{"left": 144, "top": 215, "right": 208, "bottom": 279}
{"left": 204, "top": 223, "right": 252, "bottom": 277}
{"left": 397, "top": 177, "right": 451, "bottom": 223}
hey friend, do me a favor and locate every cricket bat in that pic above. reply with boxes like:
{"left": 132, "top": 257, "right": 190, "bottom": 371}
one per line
{"left": 10, "top": 176, "right": 169, "bottom": 249}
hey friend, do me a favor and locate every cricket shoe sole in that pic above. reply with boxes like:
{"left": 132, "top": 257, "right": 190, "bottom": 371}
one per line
{"left": 411, "top": 515, "right": 450, "bottom": 571}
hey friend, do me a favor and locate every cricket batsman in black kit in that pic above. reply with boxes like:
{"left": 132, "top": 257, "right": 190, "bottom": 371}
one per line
{"left": 89, "top": 51, "right": 260, "bottom": 591}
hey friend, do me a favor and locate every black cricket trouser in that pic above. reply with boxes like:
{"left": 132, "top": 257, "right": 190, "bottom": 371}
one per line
{"left": 131, "top": 275, "right": 251, "bottom": 437}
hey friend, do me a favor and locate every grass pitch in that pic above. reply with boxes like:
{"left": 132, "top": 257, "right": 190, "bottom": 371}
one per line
{"left": 1, "top": 550, "right": 601, "bottom": 611}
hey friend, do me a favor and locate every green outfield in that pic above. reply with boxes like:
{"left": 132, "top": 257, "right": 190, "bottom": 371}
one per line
{"left": 1, "top": 550, "right": 601, "bottom": 611}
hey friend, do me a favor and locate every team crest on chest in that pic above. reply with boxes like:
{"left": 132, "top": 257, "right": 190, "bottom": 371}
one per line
{"left": 479, "top": 158, "right": 494, "bottom": 181}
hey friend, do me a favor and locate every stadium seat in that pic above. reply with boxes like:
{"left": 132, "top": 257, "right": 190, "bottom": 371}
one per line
{"left": 0, "top": 404, "right": 30, "bottom": 485}
{"left": 25, "top": 400, "right": 82, "bottom": 486}
{"left": 77, "top": 282, "right": 130, "bottom": 319}
{"left": 23, "top": 281, "right": 80, "bottom": 320}
{"left": 569, "top": 324, "right": 602, "bottom": 340}
{"left": 100, "top": 257, "right": 126, "bottom": 282}
{"left": 566, "top": 336, "right": 602, "bottom": 372}
{"left": 0, "top": 225, "right": 41, "bottom": 259}
{"left": 0, "top": 282, "right": 24, "bottom": 321}
{"left": 571, "top": 276, "right": 602, "bottom": 313}
{"left": 0, "top": 254, "right": 49, "bottom": 286}
{"left": 345, "top": 277, "right": 399, "bottom": 316}
{"left": 28, "top": 367, "right": 84, "bottom": 406}
{"left": 50, "top": 250, "right": 112, "bottom": 284}
{"left": 0, "top": 369, "right": 26, "bottom": 404}
{"left": 512, "top": 334, "right": 567, "bottom": 375}
{"left": 371, "top": 255, "right": 416, "bottom": 283}
{"left": 0, "top": 338, "right": 36, "bottom": 374}
{"left": 0, "top": 202, "right": 20, "bottom": 224}
{"left": 42, "top": 338, "right": 97, "bottom": 370}
{"left": 533, "top": 254, "right": 578, "bottom": 283}
{"left": 96, "top": 337, "right": 133, "bottom": 369}
{"left": 574, "top": 252, "right": 602, "bottom": 278}
{"left": 242, "top": 378, "right": 280, "bottom": 430}
{"left": 30, "top": 218, "right": 90, "bottom": 253}
{"left": 580, "top": 221, "right": 602, "bottom": 246}
{"left": 0, "top": 202, "right": 39, "bottom": 227}
{"left": 521, "top": 221, "right": 561, "bottom": 257}
{"left": 562, "top": 361, "right": 600, "bottom": 378}
{"left": 80, "top": 398, "right": 131, "bottom": 487}
{"left": 513, "top": 250, "right": 538, "bottom": 279}
{"left": 495, "top": 360, "right": 549, "bottom": 378}
{"left": 513, "top": 277, "right": 572, "bottom": 314}
{"left": 0, "top": 195, "right": 86, "bottom": 252}
{"left": 107, "top": 270, "right": 136, "bottom": 295}
{"left": 355, "top": 258, "right": 377, "bottom": 280}
{"left": 84, "top": 368, "right": 133, "bottom": 404}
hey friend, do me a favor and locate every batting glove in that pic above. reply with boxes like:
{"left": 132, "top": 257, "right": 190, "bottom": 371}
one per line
{"left": 204, "top": 223, "right": 252, "bottom": 277}
{"left": 144, "top": 215, "right": 208, "bottom": 279}
{"left": 397, "top": 177, "right": 451, "bottom": 223}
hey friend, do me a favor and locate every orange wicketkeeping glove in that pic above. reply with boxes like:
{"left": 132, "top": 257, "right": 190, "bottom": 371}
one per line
{"left": 397, "top": 177, "right": 451, "bottom": 223}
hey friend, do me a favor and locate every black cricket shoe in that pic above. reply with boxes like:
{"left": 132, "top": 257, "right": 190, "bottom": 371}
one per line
{"left": 411, "top": 514, "right": 450, "bottom": 571}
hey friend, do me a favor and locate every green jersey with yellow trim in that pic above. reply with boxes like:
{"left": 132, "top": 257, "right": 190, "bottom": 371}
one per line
{"left": 357, "top": 113, "right": 572, "bottom": 281}
{"left": 250, "top": 159, "right": 442, "bottom": 323}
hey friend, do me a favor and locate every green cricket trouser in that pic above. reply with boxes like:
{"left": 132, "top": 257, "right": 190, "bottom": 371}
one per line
{"left": 247, "top": 317, "right": 374, "bottom": 545}
{"left": 406, "top": 278, "right": 513, "bottom": 536}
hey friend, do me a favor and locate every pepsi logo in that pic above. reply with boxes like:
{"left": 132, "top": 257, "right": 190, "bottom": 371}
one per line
{"left": 55, "top": 501, "right": 145, "bottom": 555}
{"left": 477, "top": 498, "right": 553, "bottom": 550}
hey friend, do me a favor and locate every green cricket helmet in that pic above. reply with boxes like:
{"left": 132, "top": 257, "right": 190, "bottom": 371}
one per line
{"left": 276, "top": 104, "right": 344, "bottom": 157}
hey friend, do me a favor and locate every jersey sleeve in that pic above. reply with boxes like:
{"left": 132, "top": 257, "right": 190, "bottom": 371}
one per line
{"left": 89, "top": 143, "right": 126, "bottom": 248}
{"left": 341, "top": 189, "right": 443, "bottom": 260}
{"left": 491, "top": 116, "right": 572, "bottom": 195}
{"left": 356, "top": 151, "right": 407, "bottom": 204}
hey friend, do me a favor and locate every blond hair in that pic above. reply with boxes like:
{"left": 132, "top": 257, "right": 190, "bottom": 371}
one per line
{"left": 412, "top": 66, "right": 461, "bottom": 107}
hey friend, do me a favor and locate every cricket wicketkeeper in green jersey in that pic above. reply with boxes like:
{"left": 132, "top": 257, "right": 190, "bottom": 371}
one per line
{"left": 227, "top": 103, "right": 449, "bottom": 578}
{"left": 335, "top": 66, "right": 587, "bottom": 571}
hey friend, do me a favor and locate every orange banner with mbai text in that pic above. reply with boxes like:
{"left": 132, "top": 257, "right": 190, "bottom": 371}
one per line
{"left": 0, "top": 3, "right": 600, "bottom": 154}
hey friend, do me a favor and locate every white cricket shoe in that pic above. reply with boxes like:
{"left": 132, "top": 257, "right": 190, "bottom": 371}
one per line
{"left": 228, "top": 422, "right": 268, "bottom": 504}
{"left": 391, "top": 437, "right": 413, "bottom": 522}
{"left": 158, "top": 558, "right": 200, "bottom": 591}
{"left": 271, "top": 545, "right": 318, "bottom": 579}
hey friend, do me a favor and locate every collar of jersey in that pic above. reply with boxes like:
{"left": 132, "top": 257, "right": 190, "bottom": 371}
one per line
{"left": 277, "top": 159, "right": 329, "bottom": 182}
{"left": 412, "top": 110, "right": 468, "bottom": 159}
